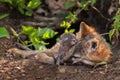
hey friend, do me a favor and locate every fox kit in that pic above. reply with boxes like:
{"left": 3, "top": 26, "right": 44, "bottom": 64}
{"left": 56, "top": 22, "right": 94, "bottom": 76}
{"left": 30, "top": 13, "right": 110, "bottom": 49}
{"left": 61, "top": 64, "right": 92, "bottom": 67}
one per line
{"left": 72, "top": 22, "right": 112, "bottom": 65}
{"left": 54, "top": 33, "right": 77, "bottom": 65}
{"left": 8, "top": 33, "right": 77, "bottom": 64}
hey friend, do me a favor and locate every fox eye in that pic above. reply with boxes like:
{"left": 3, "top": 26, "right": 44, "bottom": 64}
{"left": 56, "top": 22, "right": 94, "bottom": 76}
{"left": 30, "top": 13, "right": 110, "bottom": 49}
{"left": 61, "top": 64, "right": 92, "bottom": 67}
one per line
{"left": 91, "top": 41, "right": 97, "bottom": 48}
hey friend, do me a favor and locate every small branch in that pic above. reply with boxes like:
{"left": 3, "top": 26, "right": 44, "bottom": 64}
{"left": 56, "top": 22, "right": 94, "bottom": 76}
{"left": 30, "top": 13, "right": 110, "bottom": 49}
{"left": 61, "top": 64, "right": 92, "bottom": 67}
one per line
{"left": 16, "top": 43, "right": 32, "bottom": 51}
{"left": 91, "top": 5, "right": 111, "bottom": 21}
{"left": 34, "top": 16, "right": 59, "bottom": 21}
{"left": 100, "top": 33, "right": 109, "bottom": 36}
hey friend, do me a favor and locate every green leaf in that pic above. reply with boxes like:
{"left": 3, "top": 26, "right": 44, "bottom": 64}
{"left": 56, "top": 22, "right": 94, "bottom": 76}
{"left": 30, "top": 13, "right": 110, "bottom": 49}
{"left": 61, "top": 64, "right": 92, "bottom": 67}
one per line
{"left": 25, "top": 11, "right": 32, "bottom": 16}
{"left": 79, "top": 1, "right": 88, "bottom": 10}
{"left": 40, "top": 41, "right": 49, "bottom": 45}
{"left": 0, "top": 0, "right": 12, "bottom": 4}
{"left": 115, "top": 30, "right": 119, "bottom": 40}
{"left": 33, "top": 41, "right": 48, "bottom": 50}
{"left": 64, "top": 0, "right": 76, "bottom": 9}
{"left": 60, "top": 21, "right": 71, "bottom": 28}
{"left": 118, "top": 24, "right": 120, "bottom": 30}
{"left": 18, "top": 7, "right": 24, "bottom": 14}
{"left": 90, "top": 0, "right": 96, "bottom": 5}
{"left": 116, "top": 22, "right": 120, "bottom": 30}
{"left": 37, "top": 45, "right": 45, "bottom": 50}
{"left": 65, "top": 29, "right": 69, "bottom": 33}
{"left": 113, "top": 15, "right": 119, "bottom": 20}
{"left": 65, "top": 12, "right": 78, "bottom": 23}
{"left": 109, "top": 29, "right": 115, "bottom": 41}
{"left": 94, "top": 61, "right": 107, "bottom": 68}
{"left": 27, "top": 0, "right": 41, "bottom": 9}
{"left": 22, "top": 25, "right": 36, "bottom": 35}
{"left": 0, "top": 13, "right": 9, "bottom": 19}
{"left": 57, "top": 13, "right": 68, "bottom": 18}
{"left": 34, "top": 37, "right": 40, "bottom": 43}
{"left": 29, "top": 32, "right": 38, "bottom": 43}
{"left": 69, "top": 29, "right": 75, "bottom": 33}
{"left": 0, "top": 27, "right": 9, "bottom": 38}
{"left": 38, "top": 28, "right": 58, "bottom": 39}
{"left": 17, "top": 0, "right": 25, "bottom": 8}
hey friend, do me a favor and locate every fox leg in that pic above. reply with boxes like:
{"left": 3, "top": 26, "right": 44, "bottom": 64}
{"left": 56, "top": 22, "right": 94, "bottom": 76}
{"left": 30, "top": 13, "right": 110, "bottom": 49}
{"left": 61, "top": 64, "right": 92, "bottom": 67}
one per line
{"left": 35, "top": 53, "right": 54, "bottom": 64}
{"left": 7, "top": 48, "right": 55, "bottom": 64}
{"left": 7, "top": 48, "right": 41, "bottom": 58}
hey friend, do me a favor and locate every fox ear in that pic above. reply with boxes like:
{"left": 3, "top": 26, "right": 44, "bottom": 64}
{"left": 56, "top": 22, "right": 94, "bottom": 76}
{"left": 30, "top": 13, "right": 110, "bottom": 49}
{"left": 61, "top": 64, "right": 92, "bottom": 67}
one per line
{"left": 76, "top": 22, "right": 97, "bottom": 39}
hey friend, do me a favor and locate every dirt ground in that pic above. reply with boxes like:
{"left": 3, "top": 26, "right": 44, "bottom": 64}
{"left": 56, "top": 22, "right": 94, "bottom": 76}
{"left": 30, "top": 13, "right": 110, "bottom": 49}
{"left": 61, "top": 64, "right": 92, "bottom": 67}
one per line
{"left": 0, "top": 40, "right": 120, "bottom": 80}
{"left": 0, "top": 0, "right": 120, "bottom": 80}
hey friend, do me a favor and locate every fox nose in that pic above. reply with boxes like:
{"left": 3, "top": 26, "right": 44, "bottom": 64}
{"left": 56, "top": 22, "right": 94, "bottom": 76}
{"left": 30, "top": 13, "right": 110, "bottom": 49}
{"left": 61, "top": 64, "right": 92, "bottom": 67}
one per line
{"left": 71, "top": 39, "right": 77, "bottom": 45}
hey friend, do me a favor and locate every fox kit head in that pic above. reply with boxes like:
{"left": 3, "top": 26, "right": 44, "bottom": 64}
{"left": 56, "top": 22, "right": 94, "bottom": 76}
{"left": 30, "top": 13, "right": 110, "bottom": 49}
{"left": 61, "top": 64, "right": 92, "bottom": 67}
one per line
{"left": 59, "top": 33, "right": 77, "bottom": 50}
{"left": 55, "top": 33, "right": 77, "bottom": 65}
{"left": 73, "top": 22, "right": 112, "bottom": 65}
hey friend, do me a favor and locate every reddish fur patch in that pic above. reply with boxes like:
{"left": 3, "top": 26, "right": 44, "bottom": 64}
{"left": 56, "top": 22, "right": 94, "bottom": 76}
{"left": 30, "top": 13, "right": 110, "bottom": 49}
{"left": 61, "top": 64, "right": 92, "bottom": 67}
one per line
{"left": 79, "top": 22, "right": 112, "bottom": 64}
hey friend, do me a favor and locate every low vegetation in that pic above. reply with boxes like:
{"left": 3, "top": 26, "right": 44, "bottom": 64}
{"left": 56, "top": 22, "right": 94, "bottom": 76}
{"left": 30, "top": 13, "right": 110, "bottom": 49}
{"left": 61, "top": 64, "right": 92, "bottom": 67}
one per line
{"left": 0, "top": 0, "right": 119, "bottom": 50}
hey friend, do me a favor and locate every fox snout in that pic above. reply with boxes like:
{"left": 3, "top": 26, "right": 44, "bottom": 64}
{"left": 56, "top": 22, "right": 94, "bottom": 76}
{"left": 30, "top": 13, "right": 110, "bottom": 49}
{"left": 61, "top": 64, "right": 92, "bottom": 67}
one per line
{"left": 70, "top": 38, "right": 77, "bottom": 46}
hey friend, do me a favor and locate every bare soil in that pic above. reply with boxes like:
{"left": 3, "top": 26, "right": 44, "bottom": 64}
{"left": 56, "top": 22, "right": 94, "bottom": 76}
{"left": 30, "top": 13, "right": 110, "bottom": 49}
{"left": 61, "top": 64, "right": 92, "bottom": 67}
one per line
{"left": 0, "top": 42, "right": 120, "bottom": 80}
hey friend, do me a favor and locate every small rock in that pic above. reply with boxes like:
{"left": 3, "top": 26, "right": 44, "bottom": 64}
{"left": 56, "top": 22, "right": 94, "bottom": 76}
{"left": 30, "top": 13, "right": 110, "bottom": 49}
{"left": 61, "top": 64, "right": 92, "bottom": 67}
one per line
{"left": 58, "top": 67, "right": 66, "bottom": 73}
{"left": 21, "top": 73, "right": 26, "bottom": 77}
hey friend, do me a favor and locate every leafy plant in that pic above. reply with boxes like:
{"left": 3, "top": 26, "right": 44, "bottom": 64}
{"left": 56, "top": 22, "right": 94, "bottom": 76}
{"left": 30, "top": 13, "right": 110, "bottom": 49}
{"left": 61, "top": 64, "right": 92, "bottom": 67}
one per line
{"left": 79, "top": 0, "right": 97, "bottom": 10}
{"left": 0, "top": 13, "right": 9, "bottom": 19}
{"left": 60, "top": 21, "right": 75, "bottom": 33}
{"left": 0, "top": 0, "right": 41, "bottom": 16}
{"left": 65, "top": 12, "right": 78, "bottom": 23}
{"left": 21, "top": 25, "right": 58, "bottom": 50}
{"left": 0, "top": 27, "right": 9, "bottom": 38}
{"left": 64, "top": 0, "right": 97, "bottom": 10}
{"left": 109, "top": 8, "right": 120, "bottom": 41}
{"left": 60, "top": 0, "right": 97, "bottom": 33}
{"left": 64, "top": 0, "right": 76, "bottom": 9}
{"left": 60, "top": 12, "right": 78, "bottom": 33}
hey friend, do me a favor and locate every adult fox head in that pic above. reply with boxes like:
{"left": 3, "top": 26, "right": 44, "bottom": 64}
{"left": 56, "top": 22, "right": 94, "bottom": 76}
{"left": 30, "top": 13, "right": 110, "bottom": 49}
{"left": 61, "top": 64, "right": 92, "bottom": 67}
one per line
{"left": 72, "top": 22, "right": 112, "bottom": 65}
{"left": 76, "top": 22, "right": 98, "bottom": 40}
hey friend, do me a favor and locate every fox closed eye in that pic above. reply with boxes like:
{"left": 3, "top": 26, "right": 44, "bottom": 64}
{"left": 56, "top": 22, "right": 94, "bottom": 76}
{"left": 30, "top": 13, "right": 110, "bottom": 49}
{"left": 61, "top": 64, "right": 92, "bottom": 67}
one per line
{"left": 91, "top": 41, "right": 97, "bottom": 49}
